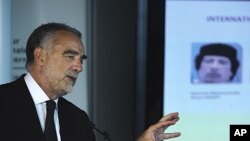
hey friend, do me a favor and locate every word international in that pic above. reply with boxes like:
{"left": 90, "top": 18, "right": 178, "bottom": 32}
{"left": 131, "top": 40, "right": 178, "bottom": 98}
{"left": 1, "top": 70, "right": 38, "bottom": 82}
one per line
{"left": 230, "top": 125, "right": 250, "bottom": 141}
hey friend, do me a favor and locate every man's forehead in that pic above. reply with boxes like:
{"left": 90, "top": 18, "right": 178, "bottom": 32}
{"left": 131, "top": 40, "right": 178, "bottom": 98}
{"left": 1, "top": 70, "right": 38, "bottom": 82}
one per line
{"left": 53, "top": 31, "right": 83, "bottom": 45}
{"left": 52, "top": 32, "right": 84, "bottom": 53}
{"left": 63, "top": 48, "right": 83, "bottom": 55}
{"left": 203, "top": 55, "right": 230, "bottom": 60}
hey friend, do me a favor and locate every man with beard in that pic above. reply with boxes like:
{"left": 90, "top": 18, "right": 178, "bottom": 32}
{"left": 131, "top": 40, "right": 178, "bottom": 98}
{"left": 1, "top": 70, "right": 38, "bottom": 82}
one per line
{"left": 0, "top": 23, "right": 180, "bottom": 141}
{"left": 194, "top": 43, "right": 240, "bottom": 83}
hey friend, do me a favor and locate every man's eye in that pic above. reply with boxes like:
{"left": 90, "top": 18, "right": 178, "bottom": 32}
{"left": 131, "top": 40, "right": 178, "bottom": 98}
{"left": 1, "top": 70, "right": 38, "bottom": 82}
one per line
{"left": 65, "top": 55, "right": 75, "bottom": 60}
{"left": 219, "top": 60, "right": 229, "bottom": 65}
{"left": 203, "top": 59, "right": 213, "bottom": 63}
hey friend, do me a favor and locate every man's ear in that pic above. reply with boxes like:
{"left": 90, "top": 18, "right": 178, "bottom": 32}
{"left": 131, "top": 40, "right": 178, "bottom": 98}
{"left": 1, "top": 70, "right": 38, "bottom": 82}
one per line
{"left": 34, "top": 48, "right": 47, "bottom": 65}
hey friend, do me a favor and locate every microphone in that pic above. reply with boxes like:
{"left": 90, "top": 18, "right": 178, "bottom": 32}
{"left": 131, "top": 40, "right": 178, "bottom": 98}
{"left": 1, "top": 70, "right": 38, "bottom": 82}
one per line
{"left": 89, "top": 121, "right": 112, "bottom": 141}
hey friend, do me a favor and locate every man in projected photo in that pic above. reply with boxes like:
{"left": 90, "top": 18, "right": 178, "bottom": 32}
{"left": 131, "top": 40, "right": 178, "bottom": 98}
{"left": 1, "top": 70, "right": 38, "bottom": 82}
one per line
{"left": 195, "top": 43, "right": 240, "bottom": 83}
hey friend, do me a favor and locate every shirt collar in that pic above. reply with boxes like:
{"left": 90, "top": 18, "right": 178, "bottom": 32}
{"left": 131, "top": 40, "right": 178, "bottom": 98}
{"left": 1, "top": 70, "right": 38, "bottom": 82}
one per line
{"left": 24, "top": 73, "right": 58, "bottom": 106}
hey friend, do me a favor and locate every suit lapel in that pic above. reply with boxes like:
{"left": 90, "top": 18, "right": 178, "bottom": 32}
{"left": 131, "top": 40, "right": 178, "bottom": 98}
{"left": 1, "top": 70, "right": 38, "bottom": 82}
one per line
{"left": 58, "top": 98, "right": 73, "bottom": 141}
{"left": 13, "top": 76, "right": 45, "bottom": 141}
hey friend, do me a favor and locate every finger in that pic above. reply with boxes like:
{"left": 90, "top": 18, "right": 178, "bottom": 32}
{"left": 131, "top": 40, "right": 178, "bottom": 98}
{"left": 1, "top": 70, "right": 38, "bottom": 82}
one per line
{"left": 159, "top": 132, "right": 181, "bottom": 140}
{"left": 159, "top": 112, "right": 179, "bottom": 122}
{"left": 150, "top": 119, "right": 179, "bottom": 131}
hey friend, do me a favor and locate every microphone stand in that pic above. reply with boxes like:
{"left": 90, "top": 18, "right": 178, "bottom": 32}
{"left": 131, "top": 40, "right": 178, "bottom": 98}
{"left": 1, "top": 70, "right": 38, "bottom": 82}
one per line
{"left": 90, "top": 121, "right": 113, "bottom": 141}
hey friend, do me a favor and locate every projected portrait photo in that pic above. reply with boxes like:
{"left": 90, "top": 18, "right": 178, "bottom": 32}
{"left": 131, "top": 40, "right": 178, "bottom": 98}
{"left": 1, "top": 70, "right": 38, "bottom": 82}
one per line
{"left": 191, "top": 43, "right": 242, "bottom": 84}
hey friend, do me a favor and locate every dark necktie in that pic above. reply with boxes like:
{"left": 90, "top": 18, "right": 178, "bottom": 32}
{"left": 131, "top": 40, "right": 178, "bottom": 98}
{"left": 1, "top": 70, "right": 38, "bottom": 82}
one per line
{"left": 44, "top": 100, "right": 58, "bottom": 141}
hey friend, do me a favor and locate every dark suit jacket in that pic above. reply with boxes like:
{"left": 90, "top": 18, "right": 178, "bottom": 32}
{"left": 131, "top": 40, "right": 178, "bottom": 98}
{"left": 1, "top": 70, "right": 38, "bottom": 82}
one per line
{"left": 0, "top": 75, "right": 95, "bottom": 141}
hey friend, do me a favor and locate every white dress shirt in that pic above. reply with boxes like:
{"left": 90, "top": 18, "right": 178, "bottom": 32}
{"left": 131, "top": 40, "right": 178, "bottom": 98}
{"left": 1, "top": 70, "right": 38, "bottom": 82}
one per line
{"left": 24, "top": 73, "right": 61, "bottom": 141}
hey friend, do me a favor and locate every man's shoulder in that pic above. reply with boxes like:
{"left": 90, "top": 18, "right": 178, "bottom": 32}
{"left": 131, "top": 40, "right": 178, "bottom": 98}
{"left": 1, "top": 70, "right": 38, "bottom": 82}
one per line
{"left": 58, "top": 97, "right": 89, "bottom": 116}
{"left": 0, "top": 74, "right": 26, "bottom": 91}
{"left": 0, "top": 79, "right": 17, "bottom": 92}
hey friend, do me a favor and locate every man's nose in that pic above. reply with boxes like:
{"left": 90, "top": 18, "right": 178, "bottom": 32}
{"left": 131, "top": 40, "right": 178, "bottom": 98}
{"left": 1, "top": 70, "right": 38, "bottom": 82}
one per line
{"left": 72, "top": 59, "right": 83, "bottom": 73}
{"left": 210, "top": 62, "right": 221, "bottom": 71}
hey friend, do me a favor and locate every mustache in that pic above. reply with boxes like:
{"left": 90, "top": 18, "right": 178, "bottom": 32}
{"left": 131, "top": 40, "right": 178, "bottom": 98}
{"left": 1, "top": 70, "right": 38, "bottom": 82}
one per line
{"left": 67, "top": 72, "right": 78, "bottom": 78}
{"left": 66, "top": 72, "right": 78, "bottom": 81}
{"left": 206, "top": 72, "right": 221, "bottom": 78}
